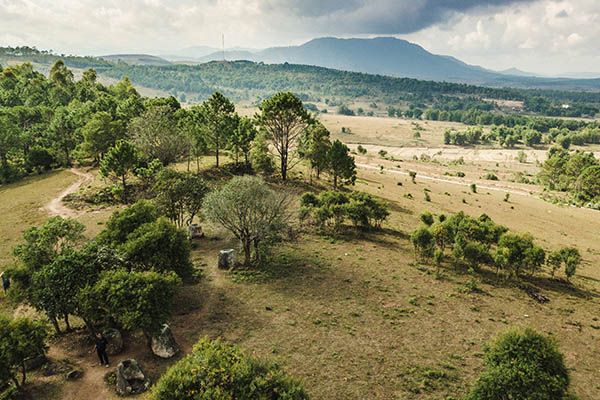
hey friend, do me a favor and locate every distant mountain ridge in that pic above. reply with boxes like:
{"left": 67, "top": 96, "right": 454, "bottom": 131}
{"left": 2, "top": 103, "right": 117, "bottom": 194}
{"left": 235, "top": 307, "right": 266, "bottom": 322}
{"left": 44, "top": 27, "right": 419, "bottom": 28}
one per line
{"left": 183, "top": 37, "right": 502, "bottom": 83}
{"left": 168, "top": 37, "right": 600, "bottom": 87}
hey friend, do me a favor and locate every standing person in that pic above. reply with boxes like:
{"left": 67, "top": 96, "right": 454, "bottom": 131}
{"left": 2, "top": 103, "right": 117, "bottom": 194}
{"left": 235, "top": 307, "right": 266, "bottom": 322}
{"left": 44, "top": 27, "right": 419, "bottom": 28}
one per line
{"left": 95, "top": 332, "right": 109, "bottom": 367}
{"left": 1, "top": 272, "right": 9, "bottom": 294}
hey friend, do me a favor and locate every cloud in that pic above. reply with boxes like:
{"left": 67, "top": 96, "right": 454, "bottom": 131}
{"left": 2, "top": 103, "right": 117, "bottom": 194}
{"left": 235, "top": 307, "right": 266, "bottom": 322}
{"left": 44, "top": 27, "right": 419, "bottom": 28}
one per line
{"left": 404, "top": 0, "right": 600, "bottom": 74}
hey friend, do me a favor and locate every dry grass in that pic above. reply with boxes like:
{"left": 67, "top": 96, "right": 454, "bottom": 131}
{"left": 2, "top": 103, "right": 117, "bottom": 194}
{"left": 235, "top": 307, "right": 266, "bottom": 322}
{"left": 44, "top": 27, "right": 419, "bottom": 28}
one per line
{"left": 3, "top": 150, "right": 600, "bottom": 399}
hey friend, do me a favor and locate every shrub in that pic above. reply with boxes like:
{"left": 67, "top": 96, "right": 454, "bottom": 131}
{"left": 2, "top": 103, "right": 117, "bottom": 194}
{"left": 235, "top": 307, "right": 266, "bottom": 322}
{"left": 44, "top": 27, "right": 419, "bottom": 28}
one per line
{"left": 411, "top": 226, "right": 434, "bottom": 261}
{"left": 419, "top": 212, "right": 434, "bottom": 226}
{"left": 470, "top": 183, "right": 477, "bottom": 193}
{"left": 152, "top": 337, "right": 309, "bottom": 400}
{"left": 467, "top": 327, "right": 571, "bottom": 400}
{"left": 484, "top": 173, "right": 498, "bottom": 181}
{"left": 356, "top": 145, "right": 367, "bottom": 155}
{"left": 120, "top": 217, "right": 194, "bottom": 280}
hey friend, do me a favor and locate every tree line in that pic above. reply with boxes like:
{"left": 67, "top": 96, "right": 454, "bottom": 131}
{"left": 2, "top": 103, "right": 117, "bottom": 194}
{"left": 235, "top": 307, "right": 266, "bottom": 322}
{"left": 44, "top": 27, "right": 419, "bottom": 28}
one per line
{"left": 411, "top": 211, "right": 581, "bottom": 282}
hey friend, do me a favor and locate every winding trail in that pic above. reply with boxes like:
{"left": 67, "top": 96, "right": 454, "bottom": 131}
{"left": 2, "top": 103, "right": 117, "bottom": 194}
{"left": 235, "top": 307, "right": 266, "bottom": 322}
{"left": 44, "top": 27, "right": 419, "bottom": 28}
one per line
{"left": 45, "top": 168, "right": 93, "bottom": 217}
{"left": 356, "top": 162, "right": 535, "bottom": 197}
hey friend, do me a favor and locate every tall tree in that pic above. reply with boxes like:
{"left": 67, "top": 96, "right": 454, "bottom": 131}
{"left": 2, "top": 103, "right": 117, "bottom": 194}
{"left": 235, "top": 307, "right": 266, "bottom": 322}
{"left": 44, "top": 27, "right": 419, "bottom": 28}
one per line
{"left": 100, "top": 139, "right": 139, "bottom": 197}
{"left": 256, "top": 92, "right": 312, "bottom": 181}
{"left": 49, "top": 106, "right": 77, "bottom": 166}
{"left": 230, "top": 116, "right": 257, "bottom": 168}
{"left": 130, "top": 105, "right": 186, "bottom": 165}
{"left": 298, "top": 121, "right": 331, "bottom": 183}
{"left": 327, "top": 140, "right": 356, "bottom": 190}
{"left": 194, "top": 92, "right": 236, "bottom": 168}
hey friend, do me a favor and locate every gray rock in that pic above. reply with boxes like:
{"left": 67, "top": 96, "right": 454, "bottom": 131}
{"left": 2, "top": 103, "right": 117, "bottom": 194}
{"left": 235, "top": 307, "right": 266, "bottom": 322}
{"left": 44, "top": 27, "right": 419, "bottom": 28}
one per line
{"left": 218, "top": 249, "right": 237, "bottom": 270}
{"left": 151, "top": 324, "right": 179, "bottom": 359}
{"left": 66, "top": 369, "right": 83, "bottom": 380}
{"left": 116, "top": 359, "right": 150, "bottom": 396}
{"left": 103, "top": 328, "right": 124, "bottom": 355}
{"left": 188, "top": 223, "right": 204, "bottom": 239}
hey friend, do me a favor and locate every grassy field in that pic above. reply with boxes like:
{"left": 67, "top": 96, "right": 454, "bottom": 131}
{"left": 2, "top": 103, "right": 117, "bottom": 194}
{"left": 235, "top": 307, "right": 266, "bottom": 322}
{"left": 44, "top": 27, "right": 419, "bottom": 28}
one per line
{"left": 3, "top": 119, "right": 600, "bottom": 399}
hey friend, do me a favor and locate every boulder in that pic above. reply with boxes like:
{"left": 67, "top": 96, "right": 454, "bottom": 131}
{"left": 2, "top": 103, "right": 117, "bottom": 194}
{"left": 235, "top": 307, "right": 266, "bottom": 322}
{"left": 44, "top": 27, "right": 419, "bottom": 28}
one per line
{"left": 115, "top": 359, "right": 150, "bottom": 396}
{"left": 103, "top": 328, "right": 124, "bottom": 355}
{"left": 188, "top": 223, "right": 204, "bottom": 239}
{"left": 151, "top": 324, "right": 179, "bottom": 359}
{"left": 218, "top": 249, "right": 237, "bottom": 270}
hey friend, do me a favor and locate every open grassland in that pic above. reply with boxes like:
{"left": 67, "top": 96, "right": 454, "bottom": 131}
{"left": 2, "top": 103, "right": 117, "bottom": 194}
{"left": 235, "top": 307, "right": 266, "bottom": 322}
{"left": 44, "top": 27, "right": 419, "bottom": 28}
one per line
{"left": 2, "top": 151, "right": 599, "bottom": 400}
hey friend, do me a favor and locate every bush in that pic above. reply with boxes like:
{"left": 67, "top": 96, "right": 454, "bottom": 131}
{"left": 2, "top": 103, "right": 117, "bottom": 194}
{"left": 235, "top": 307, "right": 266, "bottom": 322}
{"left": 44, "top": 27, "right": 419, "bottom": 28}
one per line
{"left": 419, "top": 212, "right": 434, "bottom": 226}
{"left": 484, "top": 173, "right": 498, "bottom": 181}
{"left": 467, "top": 327, "right": 571, "bottom": 400}
{"left": 152, "top": 337, "right": 309, "bottom": 400}
{"left": 25, "top": 147, "right": 54, "bottom": 172}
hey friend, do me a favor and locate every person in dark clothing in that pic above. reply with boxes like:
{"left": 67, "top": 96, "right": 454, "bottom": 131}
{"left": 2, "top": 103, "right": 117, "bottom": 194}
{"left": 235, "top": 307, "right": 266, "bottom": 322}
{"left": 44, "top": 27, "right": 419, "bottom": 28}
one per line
{"left": 1, "top": 273, "right": 9, "bottom": 294}
{"left": 95, "top": 332, "right": 109, "bottom": 367}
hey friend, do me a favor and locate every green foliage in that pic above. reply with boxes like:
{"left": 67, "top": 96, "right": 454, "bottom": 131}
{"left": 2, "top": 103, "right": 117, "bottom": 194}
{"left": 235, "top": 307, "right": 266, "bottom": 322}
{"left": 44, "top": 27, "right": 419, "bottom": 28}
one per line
{"left": 193, "top": 91, "right": 237, "bottom": 168}
{"left": 467, "top": 327, "right": 571, "bottom": 400}
{"left": 470, "top": 183, "right": 477, "bottom": 193}
{"left": 356, "top": 145, "right": 367, "bottom": 155}
{"left": 327, "top": 140, "right": 356, "bottom": 189}
{"left": 298, "top": 122, "right": 331, "bottom": 180}
{"left": 97, "top": 200, "right": 159, "bottom": 246}
{"left": 419, "top": 212, "right": 434, "bottom": 226}
{"left": 153, "top": 168, "right": 209, "bottom": 227}
{"left": 411, "top": 226, "right": 434, "bottom": 261}
{"left": 300, "top": 190, "right": 389, "bottom": 231}
{"left": 81, "top": 269, "right": 181, "bottom": 334}
{"left": 203, "top": 176, "right": 291, "bottom": 265}
{"left": 256, "top": 92, "right": 312, "bottom": 181}
{"left": 13, "top": 216, "right": 85, "bottom": 272}
{"left": 100, "top": 139, "right": 138, "bottom": 195}
{"left": 547, "top": 247, "right": 581, "bottom": 281}
{"left": 230, "top": 116, "right": 257, "bottom": 167}
{"left": 152, "top": 337, "right": 309, "bottom": 400}
{"left": 250, "top": 131, "right": 275, "bottom": 176}
{"left": 120, "top": 217, "right": 194, "bottom": 280}
{"left": 129, "top": 105, "right": 186, "bottom": 165}
{"left": 0, "top": 315, "right": 49, "bottom": 388}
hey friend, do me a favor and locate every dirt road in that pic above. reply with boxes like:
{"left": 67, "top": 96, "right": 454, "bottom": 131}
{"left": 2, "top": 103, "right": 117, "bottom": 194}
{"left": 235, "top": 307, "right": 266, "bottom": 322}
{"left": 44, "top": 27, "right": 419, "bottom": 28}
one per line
{"left": 45, "top": 168, "right": 93, "bottom": 218}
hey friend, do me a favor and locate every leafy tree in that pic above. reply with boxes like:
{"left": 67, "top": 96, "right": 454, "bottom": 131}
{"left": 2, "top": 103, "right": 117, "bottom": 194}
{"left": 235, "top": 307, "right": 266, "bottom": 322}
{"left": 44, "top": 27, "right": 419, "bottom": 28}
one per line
{"left": 298, "top": 122, "right": 331, "bottom": 182}
{"left": 153, "top": 168, "right": 209, "bottom": 227}
{"left": 326, "top": 140, "right": 356, "bottom": 189}
{"left": 495, "top": 232, "right": 545, "bottom": 278}
{"left": 30, "top": 248, "right": 99, "bottom": 333}
{"left": 194, "top": 92, "right": 236, "bottom": 168}
{"left": 548, "top": 247, "right": 581, "bottom": 281}
{"left": 152, "top": 337, "right": 309, "bottom": 400}
{"left": 411, "top": 226, "right": 434, "bottom": 261}
{"left": 250, "top": 131, "right": 275, "bottom": 176}
{"left": 97, "top": 200, "right": 160, "bottom": 246}
{"left": 0, "top": 115, "right": 20, "bottom": 168}
{"left": 0, "top": 315, "right": 49, "bottom": 389}
{"left": 467, "top": 327, "right": 571, "bottom": 400}
{"left": 203, "top": 176, "right": 290, "bottom": 265}
{"left": 81, "top": 111, "right": 124, "bottom": 163}
{"left": 130, "top": 105, "right": 186, "bottom": 165}
{"left": 257, "top": 92, "right": 312, "bottom": 181}
{"left": 100, "top": 139, "right": 139, "bottom": 196}
{"left": 49, "top": 106, "right": 77, "bottom": 166}
{"left": 80, "top": 269, "right": 181, "bottom": 335}
{"left": 13, "top": 216, "right": 85, "bottom": 273}
{"left": 120, "top": 217, "right": 194, "bottom": 280}
{"left": 230, "top": 116, "right": 257, "bottom": 168}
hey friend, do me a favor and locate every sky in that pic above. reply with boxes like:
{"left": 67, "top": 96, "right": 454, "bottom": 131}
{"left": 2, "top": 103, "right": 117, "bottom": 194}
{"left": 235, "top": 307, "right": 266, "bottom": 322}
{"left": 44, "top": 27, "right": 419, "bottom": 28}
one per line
{"left": 1, "top": 0, "right": 599, "bottom": 75}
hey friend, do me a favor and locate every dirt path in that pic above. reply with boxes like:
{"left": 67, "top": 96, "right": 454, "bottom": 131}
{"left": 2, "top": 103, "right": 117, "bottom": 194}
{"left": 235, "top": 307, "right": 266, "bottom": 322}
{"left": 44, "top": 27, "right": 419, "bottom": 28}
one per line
{"left": 45, "top": 168, "right": 93, "bottom": 218}
{"left": 356, "top": 162, "right": 535, "bottom": 197}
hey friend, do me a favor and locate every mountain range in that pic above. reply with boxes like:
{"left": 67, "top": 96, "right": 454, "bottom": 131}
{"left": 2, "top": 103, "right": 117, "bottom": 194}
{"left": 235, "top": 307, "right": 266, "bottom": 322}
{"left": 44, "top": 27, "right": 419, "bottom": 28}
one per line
{"left": 103, "top": 37, "right": 600, "bottom": 89}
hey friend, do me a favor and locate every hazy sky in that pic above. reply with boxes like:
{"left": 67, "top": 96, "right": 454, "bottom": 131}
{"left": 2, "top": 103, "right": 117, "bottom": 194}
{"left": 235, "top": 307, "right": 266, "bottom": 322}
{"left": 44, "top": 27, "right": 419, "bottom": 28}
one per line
{"left": 1, "top": 0, "right": 599, "bottom": 75}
